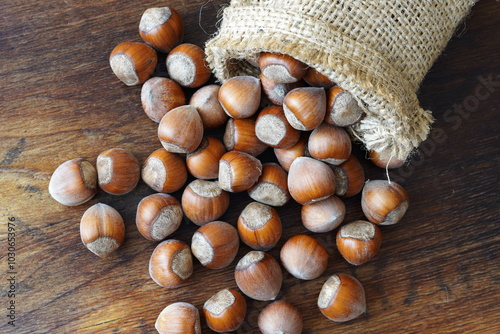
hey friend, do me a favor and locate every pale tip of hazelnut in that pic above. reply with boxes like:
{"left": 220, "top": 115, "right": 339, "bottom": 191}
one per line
{"left": 109, "top": 54, "right": 139, "bottom": 86}
{"left": 204, "top": 288, "right": 235, "bottom": 315}
{"left": 139, "top": 7, "right": 172, "bottom": 32}
{"left": 191, "top": 232, "right": 214, "bottom": 266}
{"left": 171, "top": 247, "right": 193, "bottom": 281}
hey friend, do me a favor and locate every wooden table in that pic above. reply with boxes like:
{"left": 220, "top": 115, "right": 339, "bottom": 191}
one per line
{"left": 1, "top": 1, "right": 498, "bottom": 333}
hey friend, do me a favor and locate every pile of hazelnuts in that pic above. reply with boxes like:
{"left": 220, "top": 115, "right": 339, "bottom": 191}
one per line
{"left": 48, "top": 6, "right": 411, "bottom": 334}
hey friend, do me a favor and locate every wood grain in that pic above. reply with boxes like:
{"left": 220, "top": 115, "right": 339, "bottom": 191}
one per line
{"left": 1, "top": 1, "right": 499, "bottom": 333}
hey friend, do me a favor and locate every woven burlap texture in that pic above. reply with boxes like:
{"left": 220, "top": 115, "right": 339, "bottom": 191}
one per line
{"left": 205, "top": 0, "right": 476, "bottom": 160}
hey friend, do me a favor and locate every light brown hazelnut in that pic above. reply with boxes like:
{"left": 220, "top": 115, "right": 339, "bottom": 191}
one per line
{"left": 142, "top": 148, "right": 187, "bottom": 193}
{"left": 203, "top": 288, "right": 247, "bottom": 332}
{"left": 186, "top": 137, "right": 226, "bottom": 179}
{"left": 308, "top": 122, "right": 351, "bottom": 165}
{"left": 109, "top": 42, "right": 157, "bottom": 86}
{"left": 237, "top": 202, "right": 282, "bottom": 251}
{"left": 156, "top": 302, "right": 201, "bottom": 334}
{"left": 166, "top": 43, "right": 211, "bottom": 88}
{"left": 258, "top": 52, "right": 308, "bottom": 84}
{"left": 80, "top": 203, "right": 125, "bottom": 258}
{"left": 258, "top": 301, "right": 303, "bottom": 334}
{"left": 139, "top": 7, "right": 183, "bottom": 53}
{"left": 255, "top": 106, "right": 301, "bottom": 149}
{"left": 189, "top": 84, "right": 228, "bottom": 129}
{"left": 235, "top": 251, "right": 282, "bottom": 301}
{"left": 361, "top": 180, "right": 409, "bottom": 225}
{"left": 48, "top": 158, "right": 97, "bottom": 206}
{"left": 218, "top": 151, "right": 263, "bottom": 193}
{"left": 280, "top": 234, "right": 328, "bottom": 280}
{"left": 136, "top": 193, "right": 183, "bottom": 241}
{"left": 318, "top": 274, "right": 366, "bottom": 322}
{"left": 248, "top": 163, "right": 290, "bottom": 207}
{"left": 336, "top": 220, "right": 382, "bottom": 265}
{"left": 301, "top": 195, "right": 345, "bottom": 233}
{"left": 191, "top": 221, "right": 239, "bottom": 269}
{"left": 141, "top": 77, "right": 186, "bottom": 122}
{"left": 273, "top": 132, "right": 309, "bottom": 172}
{"left": 218, "top": 76, "right": 261, "bottom": 119}
{"left": 181, "top": 179, "right": 230, "bottom": 226}
{"left": 283, "top": 87, "right": 327, "bottom": 130}
{"left": 96, "top": 148, "right": 140, "bottom": 195}
{"left": 158, "top": 105, "right": 203, "bottom": 154}
{"left": 223, "top": 117, "right": 268, "bottom": 157}
{"left": 149, "top": 239, "right": 193, "bottom": 288}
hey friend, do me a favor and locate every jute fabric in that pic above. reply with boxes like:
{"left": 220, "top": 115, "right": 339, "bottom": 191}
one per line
{"left": 205, "top": 0, "right": 476, "bottom": 160}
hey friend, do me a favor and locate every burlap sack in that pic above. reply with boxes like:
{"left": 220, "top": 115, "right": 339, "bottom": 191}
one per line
{"left": 205, "top": 0, "right": 477, "bottom": 161}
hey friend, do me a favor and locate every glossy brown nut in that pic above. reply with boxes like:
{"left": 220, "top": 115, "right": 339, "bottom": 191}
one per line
{"left": 96, "top": 148, "right": 140, "bottom": 195}
{"left": 136, "top": 193, "right": 183, "bottom": 241}
{"left": 158, "top": 105, "right": 203, "bottom": 154}
{"left": 336, "top": 220, "right": 382, "bottom": 265}
{"left": 80, "top": 203, "right": 125, "bottom": 258}
{"left": 139, "top": 7, "right": 184, "bottom": 53}
{"left": 223, "top": 117, "right": 268, "bottom": 157}
{"left": 142, "top": 148, "right": 187, "bottom": 193}
{"left": 235, "top": 251, "right": 282, "bottom": 301}
{"left": 318, "top": 274, "right": 366, "bottom": 322}
{"left": 283, "top": 87, "right": 327, "bottom": 131}
{"left": 191, "top": 221, "right": 239, "bottom": 269}
{"left": 325, "top": 86, "right": 365, "bottom": 127}
{"left": 255, "top": 106, "right": 301, "bottom": 149}
{"left": 218, "top": 151, "right": 263, "bottom": 193}
{"left": 287, "top": 157, "right": 336, "bottom": 205}
{"left": 156, "top": 302, "right": 201, "bottom": 334}
{"left": 166, "top": 43, "right": 211, "bottom": 88}
{"left": 258, "top": 52, "right": 308, "bottom": 84}
{"left": 273, "top": 132, "right": 309, "bottom": 172}
{"left": 141, "top": 77, "right": 186, "bottom": 122}
{"left": 218, "top": 76, "right": 261, "bottom": 118}
{"left": 181, "top": 179, "right": 230, "bottom": 226}
{"left": 308, "top": 122, "right": 351, "bottom": 165}
{"left": 186, "top": 137, "right": 226, "bottom": 179}
{"left": 361, "top": 180, "right": 409, "bottom": 225}
{"left": 258, "top": 301, "right": 303, "bottom": 334}
{"left": 248, "top": 163, "right": 290, "bottom": 207}
{"left": 189, "top": 84, "right": 228, "bottom": 129}
{"left": 303, "top": 67, "right": 335, "bottom": 89}
{"left": 109, "top": 42, "right": 157, "bottom": 86}
{"left": 301, "top": 195, "right": 345, "bottom": 233}
{"left": 369, "top": 149, "right": 406, "bottom": 169}
{"left": 280, "top": 234, "right": 328, "bottom": 280}
{"left": 49, "top": 158, "right": 97, "bottom": 206}
{"left": 203, "top": 288, "right": 247, "bottom": 332}
{"left": 149, "top": 239, "right": 193, "bottom": 288}
{"left": 330, "top": 154, "right": 365, "bottom": 197}
{"left": 237, "top": 202, "right": 282, "bottom": 251}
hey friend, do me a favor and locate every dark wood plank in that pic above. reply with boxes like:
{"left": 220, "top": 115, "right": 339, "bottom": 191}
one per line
{"left": 0, "top": 0, "right": 498, "bottom": 333}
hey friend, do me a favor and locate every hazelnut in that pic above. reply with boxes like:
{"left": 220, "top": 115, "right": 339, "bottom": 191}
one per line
{"left": 301, "top": 195, "right": 346, "bottom": 233}
{"left": 203, "top": 288, "right": 247, "bottom": 332}
{"left": 237, "top": 202, "right": 282, "bottom": 251}
{"left": 223, "top": 117, "right": 268, "bottom": 157}
{"left": 218, "top": 151, "right": 263, "bottom": 193}
{"left": 258, "top": 301, "right": 303, "bottom": 334}
{"left": 181, "top": 179, "right": 230, "bottom": 226}
{"left": 155, "top": 302, "right": 201, "bottom": 334}
{"left": 303, "top": 67, "right": 335, "bottom": 89}
{"left": 136, "top": 193, "right": 183, "bottom": 241}
{"left": 258, "top": 52, "right": 308, "bottom": 84}
{"left": 336, "top": 220, "right": 382, "bottom": 265}
{"left": 287, "top": 157, "right": 336, "bottom": 205}
{"left": 308, "top": 122, "right": 352, "bottom": 165}
{"left": 80, "top": 203, "right": 125, "bottom": 258}
{"left": 149, "top": 239, "right": 193, "bottom": 288}
{"left": 109, "top": 42, "right": 157, "bottom": 86}
{"left": 166, "top": 43, "right": 211, "bottom": 88}
{"left": 318, "top": 274, "right": 366, "bottom": 322}
{"left": 48, "top": 158, "right": 97, "bottom": 206}
{"left": 141, "top": 77, "right": 186, "bottom": 122}
{"left": 280, "top": 234, "right": 328, "bottom": 280}
{"left": 330, "top": 154, "right": 365, "bottom": 197}
{"left": 260, "top": 73, "right": 305, "bottom": 106}
{"left": 369, "top": 149, "right": 406, "bottom": 169}
{"left": 235, "top": 251, "right": 282, "bottom": 301}
{"left": 325, "top": 86, "right": 365, "bottom": 127}
{"left": 255, "top": 106, "right": 301, "bottom": 149}
{"left": 158, "top": 105, "right": 204, "bottom": 154}
{"left": 139, "top": 7, "right": 183, "bottom": 53}
{"left": 273, "top": 132, "right": 309, "bottom": 172}
{"left": 189, "top": 84, "right": 228, "bottom": 129}
{"left": 283, "top": 87, "right": 327, "bottom": 130}
{"left": 96, "top": 148, "right": 140, "bottom": 195}
{"left": 141, "top": 148, "right": 187, "bottom": 193}
{"left": 191, "top": 221, "right": 239, "bottom": 269}
{"left": 186, "top": 137, "right": 226, "bottom": 179}
{"left": 361, "top": 180, "right": 409, "bottom": 225}
{"left": 248, "top": 163, "right": 290, "bottom": 207}
{"left": 218, "top": 76, "right": 261, "bottom": 118}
